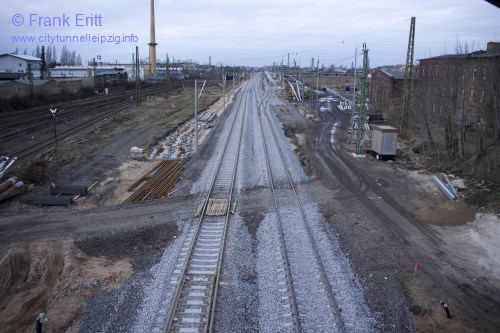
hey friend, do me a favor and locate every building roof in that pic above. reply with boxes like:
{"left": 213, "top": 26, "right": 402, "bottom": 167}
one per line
{"left": 374, "top": 69, "right": 416, "bottom": 80}
{"left": 0, "top": 53, "right": 41, "bottom": 62}
{"left": 380, "top": 69, "right": 405, "bottom": 79}
{"left": 419, "top": 48, "right": 500, "bottom": 62}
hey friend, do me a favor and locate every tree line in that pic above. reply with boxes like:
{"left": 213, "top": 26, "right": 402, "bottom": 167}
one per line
{"left": 12, "top": 45, "right": 83, "bottom": 67}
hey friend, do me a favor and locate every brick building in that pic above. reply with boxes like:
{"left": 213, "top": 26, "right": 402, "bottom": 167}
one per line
{"left": 370, "top": 69, "right": 406, "bottom": 123}
{"left": 414, "top": 42, "right": 500, "bottom": 157}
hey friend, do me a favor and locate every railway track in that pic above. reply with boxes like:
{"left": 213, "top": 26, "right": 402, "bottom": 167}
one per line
{"left": 163, "top": 79, "right": 249, "bottom": 332}
{"left": 7, "top": 102, "right": 130, "bottom": 159}
{"left": 2, "top": 79, "right": 221, "bottom": 159}
{"left": 257, "top": 76, "right": 347, "bottom": 332}
{"left": 0, "top": 85, "right": 171, "bottom": 141}
{"left": 256, "top": 85, "right": 302, "bottom": 332}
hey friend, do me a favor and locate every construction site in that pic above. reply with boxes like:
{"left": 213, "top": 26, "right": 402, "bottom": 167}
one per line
{"left": 1, "top": 1, "right": 500, "bottom": 333}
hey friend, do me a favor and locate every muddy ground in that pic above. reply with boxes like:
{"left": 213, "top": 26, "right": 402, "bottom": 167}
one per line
{"left": 0, "top": 85, "right": 223, "bottom": 332}
{"left": 277, "top": 98, "right": 500, "bottom": 333}
{"left": 1, "top": 83, "right": 499, "bottom": 332}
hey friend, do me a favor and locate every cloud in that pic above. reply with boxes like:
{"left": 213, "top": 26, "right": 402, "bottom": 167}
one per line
{"left": 1, "top": 0, "right": 499, "bottom": 66}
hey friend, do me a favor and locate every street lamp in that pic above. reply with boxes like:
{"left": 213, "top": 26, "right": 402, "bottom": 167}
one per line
{"left": 50, "top": 107, "right": 58, "bottom": 149}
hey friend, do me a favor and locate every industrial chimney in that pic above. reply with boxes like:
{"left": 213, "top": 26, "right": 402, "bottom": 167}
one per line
{"left": 149, "top": 0, "right": 157, "bottom": 78}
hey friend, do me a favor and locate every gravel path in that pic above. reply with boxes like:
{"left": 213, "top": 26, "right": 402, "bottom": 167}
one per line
{"left": 77, "top": 76, "right": 378, "bottom": 332}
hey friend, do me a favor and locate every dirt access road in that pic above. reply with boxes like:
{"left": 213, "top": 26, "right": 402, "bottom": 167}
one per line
{"left": 279, "top": 99, "right": 500, "bottom": 332}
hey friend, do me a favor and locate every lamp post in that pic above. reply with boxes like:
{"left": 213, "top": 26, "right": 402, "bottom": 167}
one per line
{"left": 50, "top": 107, "right": 58, "bottom": 149}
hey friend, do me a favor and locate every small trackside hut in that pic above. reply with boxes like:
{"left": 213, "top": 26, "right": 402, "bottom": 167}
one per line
{"left": 371, "top": 125, "right": 398, "bottom": 160}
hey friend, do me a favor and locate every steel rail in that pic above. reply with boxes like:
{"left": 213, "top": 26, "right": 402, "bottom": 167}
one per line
{"left": 261, "top": 77, "right": 348, "bottom": 333}
{"left": 163, "top": 81, "right": 250, "bottom": 333}
{"left": 256, "top": 85, "right": 302, "bottom": 332}
{"left": 7, "top": 104, "right": 128, "bottom": 159}
{"left": 0, "top": 80, "right": 221, "bottom": 142}
{"left": 0, "top": 85, "right": 178, "bottom": 141}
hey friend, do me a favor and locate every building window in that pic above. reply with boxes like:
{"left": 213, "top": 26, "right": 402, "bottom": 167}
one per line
{"left": 450, "top": 88, "right": 454, "bottom": 97}
{"left": 472, "top": 68, "right": 477, "bottom": 79}
{"left": 442, "top": 87, "right": 445, "bottom": 97}
{"left": 461, "top": 89, "right": 465, "bottom": 99}
{"left": 483, "top": 68, "right": 487, "bottom": 80}
{"left": 422, "top": 66, "right": 425, "bottom": 76}
{"left": 444, "top": 66, "right": 448, "bottom": 77}
{"left": 480, "top": 89, "right": 484, "bottom": 102}
{"left": 469, "top": 88, "right": 474, "bottom": 101}
{"left": 428, "top": 67, "right": 432, "bottom": 77}
{"left": 477, "top": 115, "right": 484, "bottom": 125}
{"left": 19, "top": 63, "right": 22, "bottom": 66}
{"left": 436, "top": 67, "right": 439, "bottom": 77}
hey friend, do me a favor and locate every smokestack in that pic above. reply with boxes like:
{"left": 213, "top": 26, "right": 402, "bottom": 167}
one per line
{"left": 149, "top": 0, "right": 157, "bottom": 77}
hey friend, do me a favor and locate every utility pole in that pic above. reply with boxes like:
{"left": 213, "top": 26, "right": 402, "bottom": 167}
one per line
{"left": 350, "top": 46, "right": 358, "bottom": 144}
{"left": 355, "top": 43, "right": 369, "bottom": 156}
{"left": 194, "top": 80, "right": 198, "bottom": 151}
{"left": 315, "top": 57, "right": 320, "bottom": 117}
{"left": 135, "top": 46, "right": 141, "bottom": 105}
{"left": 222, "top": 67, "right": 226, "bottom": 113}
{"left": 400, "top": 17, "right": 416, "bottom": 140}
{"left": 93, "top": 57, "right": 97, "bottom": 90}
{"left": 194, "top": 79, "right": 206, "bottom": 151}
{"left": 27, "top": 64, "right": 34, "bottom": 97}
{"left": 166, "top": 53, "right": 169, "bottom": 97}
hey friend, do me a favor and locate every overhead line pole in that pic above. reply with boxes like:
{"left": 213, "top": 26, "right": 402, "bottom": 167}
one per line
{"left": 194, "top": 79, "right": 207, "bottom": 152}
{"left": 316, "top": 57, "right": 320, "bottom": 117}
{"left": 355, "top": 43, "right": 369, "bottom": 156}
{"left": 166, "top": 53, "right": 169, "bottom": 97}
{"left": 350, "top": 46, "right": 357, "bottom": 144}
{"left": 222, "top": 67, "right": 226, "bottom": 113}
{"left": 135, "top": 46, "right": 141, "bottom": 105}
{"left": 400, "top": 17, "right": 416, "bottom": 139}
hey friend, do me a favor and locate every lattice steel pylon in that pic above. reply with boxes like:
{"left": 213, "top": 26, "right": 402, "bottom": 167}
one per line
{"left": 399, "top": 17, "right": 416, "bottom": 140}
{"left": 355, "top": 43, "right": 369, "bottom": 155}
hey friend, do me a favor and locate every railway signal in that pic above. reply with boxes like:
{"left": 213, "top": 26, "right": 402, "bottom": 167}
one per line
{"left": 49, "top": 107, "right": 58, "bottom": 149}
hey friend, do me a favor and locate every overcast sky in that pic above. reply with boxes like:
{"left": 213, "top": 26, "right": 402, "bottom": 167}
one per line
{"left": 1, "top": 0, "right": 499, "bottom": 68}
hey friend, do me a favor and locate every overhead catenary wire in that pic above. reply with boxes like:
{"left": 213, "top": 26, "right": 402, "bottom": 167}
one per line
{"left": 219, "top": 17, "right": 411, "bottom": 66}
